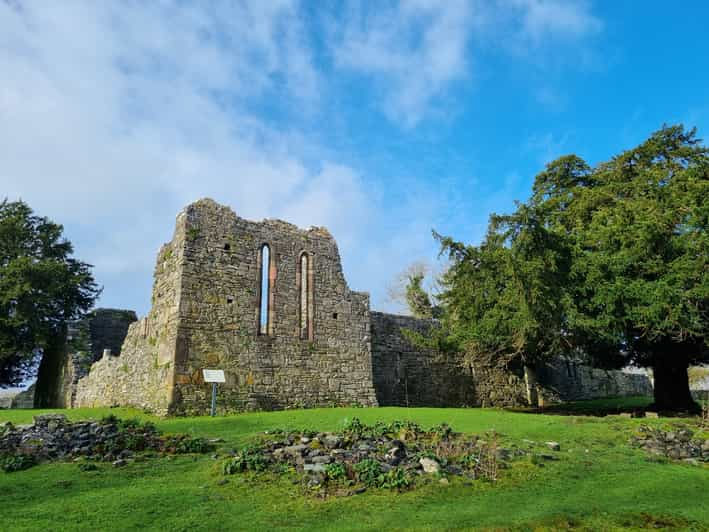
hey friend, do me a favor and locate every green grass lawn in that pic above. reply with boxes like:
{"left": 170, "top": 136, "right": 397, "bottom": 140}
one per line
{"left": 1, "top": 399, "right": 708, "bottom": 531}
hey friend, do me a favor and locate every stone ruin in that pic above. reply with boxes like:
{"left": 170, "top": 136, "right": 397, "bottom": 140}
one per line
{"left": 23, "top": 198, "right": 649, "bottom": 415}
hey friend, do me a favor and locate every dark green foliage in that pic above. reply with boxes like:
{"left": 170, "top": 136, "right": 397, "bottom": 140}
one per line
{"left": 435, "top": 125, "right": 709, "bottom": 411}
{"left": 343, "top": 417, "right": 424, "bottom": 440}
{"left": 324, "top": 462, "right": 347, "bottom": 480}
{"left": 1, "top": 453, "right": 35, "bottom": 473}
{"left": 160, "top": 434, "right": 213, "bottom": 454}
{"left": 222, "top": 446, "right": 269, "bottom": 474}
{"left": 379, "top": 467, "right": 411, "bottom": 490}
{"left": 0, "top": 199, "right": 100, "bottom": 388}
{"left": 352, "top": 459, "right": 382, "bottom": 487}
{"left": 78, "top": 462, "right": 99, "bottom": 472}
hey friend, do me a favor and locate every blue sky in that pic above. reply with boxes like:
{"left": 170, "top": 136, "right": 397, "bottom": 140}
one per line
{"left": 2, "top": 0, "right": 708, "bottom": 317}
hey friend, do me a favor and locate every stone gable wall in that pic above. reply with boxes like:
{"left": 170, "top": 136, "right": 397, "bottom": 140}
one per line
{"left": 170, "top": 200, "right": 377, "bottom": 414}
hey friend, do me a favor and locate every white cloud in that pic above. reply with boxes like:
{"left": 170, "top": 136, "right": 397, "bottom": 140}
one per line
{"left": 0, "top": 1, "right": 346, "bottom": 313}
{"left": 327, "top": 0, "right": 602, "bottom": 127}
{"left": 0, "top": 0, "right": 605, "bottom": 316}
{"left": 330, "top": 0, "right": 475, "bottom": 127}
{"left": 509, "top": 0, "right": 603, "bottom": 44}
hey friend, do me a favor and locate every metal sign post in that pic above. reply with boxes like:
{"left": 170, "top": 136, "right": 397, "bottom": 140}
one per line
{"left": 210, "top": 383, "right": 217, "bottom": 417}
{"left": 202, "top": 369, "right": 226, "bottom": 417}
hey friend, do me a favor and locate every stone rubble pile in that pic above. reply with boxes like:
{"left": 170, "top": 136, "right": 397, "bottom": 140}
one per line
{"left": 0, "top": 414, "right": 212, "bottom": 471}
{"left": 223, "top": 419, "right": 546, "bottom": 494}
{"left": 631, "top": 425, "right": 709, "bottom": 464}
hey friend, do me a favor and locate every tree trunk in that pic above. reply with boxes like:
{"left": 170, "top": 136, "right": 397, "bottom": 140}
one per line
{"left": 524, "top": 365, "right": 539, "bottom": 407}
{"left": 651, "top": 356, "right": 699, "bottom": 413}
{"left": 33, "top": 326, "right": 68, "bottom": 408}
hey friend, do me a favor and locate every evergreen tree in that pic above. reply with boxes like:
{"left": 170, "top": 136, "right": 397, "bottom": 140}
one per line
{"left": 0, "top": 199, "right": 100, "bottom": 402}
{"left": 436, "top": 125, "right": 708, "bottom": 411}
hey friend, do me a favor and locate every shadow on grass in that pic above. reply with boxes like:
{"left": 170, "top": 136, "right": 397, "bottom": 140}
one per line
{"left": 506, "top": 396, "right": 655, "bottom": 417}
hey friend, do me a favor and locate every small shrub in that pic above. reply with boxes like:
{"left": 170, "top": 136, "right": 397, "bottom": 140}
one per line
{"left": 325, "top": 462, "right": 347, "bottom": 481}
{"left": 116, "top": 418, "right": 143, "bottom": 431}
{"left": 380, "top": 467, "right": 411, "bottom": 490}
{"left": 430, "top": 423, "right": 453, "bottom": 441}
{"left": 186, "top": 226, "right": 200, "bottom": 241}
{"left": 100, "top": 414, "right": 119, "bottom": 425}
{"left": 353, "top": 459, "right": 382, "bottom": 487}
{"left": 222, "top": 446, "right": 269, "bottom": 474}
{"left": 78, "top": 462, "right": 99, "bottom": 472}
{"left": 162, "top": 435, "right": 213, "bottom": 454}
{"left": 1, "top": 454, "right": 36, "bottom": 473}
{"left": 123, "top": 433, "right": 147, "bottom": 451}
{"left": 460, "top": 453, "right": 479, "bottom": 470}
{"left": 342, "top": 417, "right": 366, "bottom": 437}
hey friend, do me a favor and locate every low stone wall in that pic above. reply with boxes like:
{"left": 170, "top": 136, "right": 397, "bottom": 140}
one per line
{"left": 370, "top": 312, "right": 474, "bottom": 407}
{"left": 74, "top": 318, "right": 173, "bottom": 414}
{"left": 0, "top": 391, "right": 16, "bottom": 409}
{"left": 10, "top": 384, "right": 35, "bottom": 409}
{"left": 538, "top": 358, "right": 653, "bottom": 402}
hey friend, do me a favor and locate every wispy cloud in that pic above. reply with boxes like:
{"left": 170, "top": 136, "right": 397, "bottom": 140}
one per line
{"left": 508, "top": 0, "right": 603, "bottom": 44}
{"left": 329, "top": 0, "right": 475, "bottom": 128}
{"left": 327, "top": 0, "right": 603, "bottom": 127}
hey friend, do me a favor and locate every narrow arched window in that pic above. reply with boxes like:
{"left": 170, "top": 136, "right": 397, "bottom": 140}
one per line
{"left": 299, "top": 252, "right": 313, "bottom": 340}
{"left": 258, "top": 244, "right": 270, "bottom": 335}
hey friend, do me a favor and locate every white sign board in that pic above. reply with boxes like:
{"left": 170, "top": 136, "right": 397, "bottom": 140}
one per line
{"left": 202, "top": 369, "right": 225, "bottom": 383}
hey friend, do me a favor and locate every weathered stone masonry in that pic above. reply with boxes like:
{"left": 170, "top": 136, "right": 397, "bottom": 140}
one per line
{"left": 371, "top": 312, "right": 474, "bottom": 407}
{"left": 74, "top": 199, "right": 652, "bottom": 415}
{"left": 76, "top": 199, "right": 379, "bottom": 414}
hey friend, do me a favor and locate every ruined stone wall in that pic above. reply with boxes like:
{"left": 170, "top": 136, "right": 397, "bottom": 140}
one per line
{"left": 370, "top": 312, "right": 474, "bottom": 407}
{"left": 170, "top": 199, "right": 377, "bottom": 414}
{"left": 75, "top": 219, "right": 187, "bottom": 414}
{"left": 71, "top": 198, "right": 653, "bottom": 416}
{"left": 470, "top": 359, "right": 529, "bottom": 407}
{"left": 471, "top": 356, "right": 653, "bottom": 407}
{"left": 537, "top": 358, "right": 653, "bottom": 402}
{"left": 10, "top": 384, "right": 35, "bottom": 409}
{"left": 61, "top": 309, "right": 138, "bottom": 407}
{"left": 73, "top": 318, "right": 175, "bottom": 413}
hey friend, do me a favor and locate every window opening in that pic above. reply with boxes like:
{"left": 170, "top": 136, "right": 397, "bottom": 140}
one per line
{"left": 259, "top": 244, "right": 270, "bottom": 335}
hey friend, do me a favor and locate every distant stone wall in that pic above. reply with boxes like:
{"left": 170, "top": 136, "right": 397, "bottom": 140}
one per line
{"left": 468, "top": 355, "right": 529, "bottom": 408}
{"left": 370, "top": 312, "right": 474, "bottom": 407}
{"left": 0, "top": 391, "right": 17, "bottom": 409}
{"left": 86, "top": 309, "right": 138, "bottom": 361}
{"left": 10, "top": 384, "right": 35, "bottom": 409}
{"left": 470, "top": 356, "right": 653, "bottom": 408}
{"left": 537, "top": 358, "right": 653, "bottom": 402}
